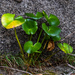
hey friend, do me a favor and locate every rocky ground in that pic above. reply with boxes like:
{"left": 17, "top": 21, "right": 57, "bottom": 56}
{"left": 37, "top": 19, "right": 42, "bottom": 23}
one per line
{"left": 0, "top": 64, "right": 75, "bottom": 75}
{"left": 0, "top": 0, "right": 75, "bottom": 74}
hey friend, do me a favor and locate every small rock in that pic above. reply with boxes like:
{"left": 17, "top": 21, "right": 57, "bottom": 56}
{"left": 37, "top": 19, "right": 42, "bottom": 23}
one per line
{"left": 14, "top": 0, "right": 22, "bottom": 3}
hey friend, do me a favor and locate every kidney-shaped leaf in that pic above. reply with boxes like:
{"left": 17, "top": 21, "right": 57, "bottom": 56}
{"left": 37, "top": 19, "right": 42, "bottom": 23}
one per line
{"left": 1, "top": 13, "right": 15, "bottom": 28}
{"left": 42, "top": 23, "right": 61, "bottom": 36}
{"left": 57, "top": 43, "right": 73, "bottom": 54}
{"left": 25, "top": 12, "right": 43, "bottom": 20}
{"left": 24, "top": 41, "right": 41, "bottom": 54}
{"left": 22, "top": 19, "right": 38, "bottom": 35}
{"left": 1, "top": 13, "right": 25, "bottom": 29}
{"left": 48, "top": 14, "right": 60, "bottom": 26}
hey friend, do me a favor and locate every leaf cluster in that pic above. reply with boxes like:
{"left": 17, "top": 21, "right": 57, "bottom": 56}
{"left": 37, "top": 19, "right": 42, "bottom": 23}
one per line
{"left": 1, "top": 11, "right": 73, "bottom": 66}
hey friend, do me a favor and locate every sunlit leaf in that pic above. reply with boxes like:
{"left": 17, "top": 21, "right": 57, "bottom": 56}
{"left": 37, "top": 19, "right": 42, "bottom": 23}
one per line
{"left": 1, "top": 13, "right": 24, "bottom": 29}
{"left": 57, "top": 43, "right": 73, "bottom": 54}
{"left": 24, "top": 41, "right": 41, "bottom": 54}
{"left": 6, "top": 20, "right": 24, "bottom": 29}
{"left": 22, "top": 19, "right": 38, "bottom": 35}
{"left": 1, "top": 13, "right": 15, "bottom": 27}
{"left": 25, "top": 12, "right": 43, "bottom": 20}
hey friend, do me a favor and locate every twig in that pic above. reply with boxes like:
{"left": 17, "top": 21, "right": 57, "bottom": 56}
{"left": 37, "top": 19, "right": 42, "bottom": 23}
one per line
{"left": 67, "top": 63, "right": 75, "bottom": 69}
{"left": 0, "top": 66, "right": 33, "bottom": 75}
{"left": 68, "top": 53, "right": 75, "bottom": 56}
{"left": 60, "top": 31, "right": 75, "bottom": 42}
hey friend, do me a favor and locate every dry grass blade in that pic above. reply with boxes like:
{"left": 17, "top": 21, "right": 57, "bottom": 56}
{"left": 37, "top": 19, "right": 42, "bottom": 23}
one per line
{"left": 67, "top": 63, "right": 75, "bottom": 69}
{"left": 69, "top": 54, "right": 75, "bottom": 56}
{"left": 0, "top": 66, "right": 33, "bottom": 75}
{"left": 60, "top": 31, "right": 75, "bottom": 42}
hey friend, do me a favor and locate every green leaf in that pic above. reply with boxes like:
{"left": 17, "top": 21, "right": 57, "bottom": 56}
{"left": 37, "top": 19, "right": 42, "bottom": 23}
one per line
{"left": 42, "top": 11, "right": 60, "bottom": 26}
{"left": 24, "top": 41, "right": 41, "bottom": 54}
{"left": 48, "top": 14, "right": 60, "bottom": 26}
{"left": 25, "top": 12, "right": 43, "bottom": 20}
{"left": 52, "top": 35, "right": 61, "bottom": 41}
{"left": 22, "top": 19, "right": 38, "bottom": 35}
{"left": 57, "top": 43, "right": 73, "bottom": 54}
{"left": 42, "top": 23, "right": 61, "bottom": 36}
{"left": 1, "top": 13, "right": 15, "bottom": 27}
{"left": 1, "top": 13, "right": 25, "bottom": 29}
{"left": 15, "top": 16, "right": 25, "bottom": 22}
{"left": 35, "top": 51, "right": 42, "bottom": 53}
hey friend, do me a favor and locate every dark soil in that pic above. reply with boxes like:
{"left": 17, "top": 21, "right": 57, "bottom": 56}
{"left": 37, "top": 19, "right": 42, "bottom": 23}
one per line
{"left": 0, "top": 0, "right": 75, "bottom": 74}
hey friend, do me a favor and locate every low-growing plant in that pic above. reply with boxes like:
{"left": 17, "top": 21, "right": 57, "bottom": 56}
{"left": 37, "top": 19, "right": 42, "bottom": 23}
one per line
{"left": 1, "top": 11, "right": 73, "bottom": 67}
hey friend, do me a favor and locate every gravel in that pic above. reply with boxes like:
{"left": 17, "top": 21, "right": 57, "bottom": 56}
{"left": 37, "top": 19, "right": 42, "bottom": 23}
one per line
{"left": 0, "top": 0, "right": 75, "bottom": 74}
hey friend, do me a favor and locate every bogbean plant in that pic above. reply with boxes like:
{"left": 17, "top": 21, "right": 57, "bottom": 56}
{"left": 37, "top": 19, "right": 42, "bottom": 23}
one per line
{"left": 1, "top": 11, "right": 73, "bottom": 66}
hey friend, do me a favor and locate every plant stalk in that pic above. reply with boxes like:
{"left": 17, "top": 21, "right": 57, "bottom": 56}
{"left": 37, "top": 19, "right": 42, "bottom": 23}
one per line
{"left": 35, "top": 35, "right": 46, "bottom": 62}
{"left": 14, "top": 28, "right": 26, "bottom": 64}
{"left": 37, "top": 29, "right": 43, "bottom": 42}
{"left": 41, "top": 35, "right": 46, "bottom": 45}
{"left": 30, "top": 34, "right": 32, "bottom": 41}
{"left": 45, "top": 50, "right": 60, "bottom": 61}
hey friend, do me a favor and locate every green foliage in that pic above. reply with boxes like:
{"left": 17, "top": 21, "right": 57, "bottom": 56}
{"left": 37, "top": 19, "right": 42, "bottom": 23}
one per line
{"left": 22, "top": 19, "right": 38, "bottom": 35}
{"left": 1, "top": 13, "right": 24, "bottom": 29}
{"left": 25, "top": 12, "right": 43, "bottom": 20}
{"left": 52, "top": 35, "right": 61, "bottom": 41}
{"left": 42, "top": 23, "right": 61, "bottom": 36}
{"left": 67, "top": 54, "right": 75, "bottom": 65}
{"left": 57, "top": 43, "right": 73, "bottom": 54}
{"left": 24, "top": 41, "right": 41, "bottom": 54}
{"left": 42, "top": 11, "right": 60, "bottom": 26}
{"left": 48, "top": 14, "right": 60, "bottom": 26}
{"left": 1, "top": 11, "right": 73, "bottom": 67}
{"left": 1, "top": 13, "right": 15, "bottom": 27}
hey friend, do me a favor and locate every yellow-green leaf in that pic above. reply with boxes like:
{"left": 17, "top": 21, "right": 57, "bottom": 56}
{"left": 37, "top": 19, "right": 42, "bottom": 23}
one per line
{"left": 1, "top": 13, "right": 24, "bottom": 29}
{"left": 57, "top": 43, "right": 73, "bottom": 54}
{"left": 6, "top": 20, "right": 24, "bottom": 29}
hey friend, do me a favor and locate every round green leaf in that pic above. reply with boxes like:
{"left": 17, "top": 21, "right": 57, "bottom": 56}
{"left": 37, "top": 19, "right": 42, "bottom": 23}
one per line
{"left": 22, "top": 19, "right": 38, "bottom": 35}
{"left": 1, "top": 13, "right": 25, "bottom": 29}
{"left": 24, "top": 41, "right": 41, "bottom": 54}
{"left": 57, "top": 43, "right": 73, "bottom": 54}
{"left": 42, "top": 23, "right": 61, "bottom": 36}
{"left": 48, "top": 14, "right": 60, "bottom": 26}
{"left": 25, "top": 12, "right": 43, "bottom": 20}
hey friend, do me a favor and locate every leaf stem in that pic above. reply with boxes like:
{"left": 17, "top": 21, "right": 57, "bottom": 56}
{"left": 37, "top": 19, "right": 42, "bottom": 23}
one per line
{"left": 41, "top": 35, "right": 46, "bottom": 45}
{"left": 14, "top": 28, "right": 26, "bottom": 64}
{"left": 37, "top": 29, "right": 43, "bottom": 42}
{"left": 35, "top": 35, "right": 46, "bottom": 62}
{"left": 30, "top": 34, "right": 32, "bottom": 41}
